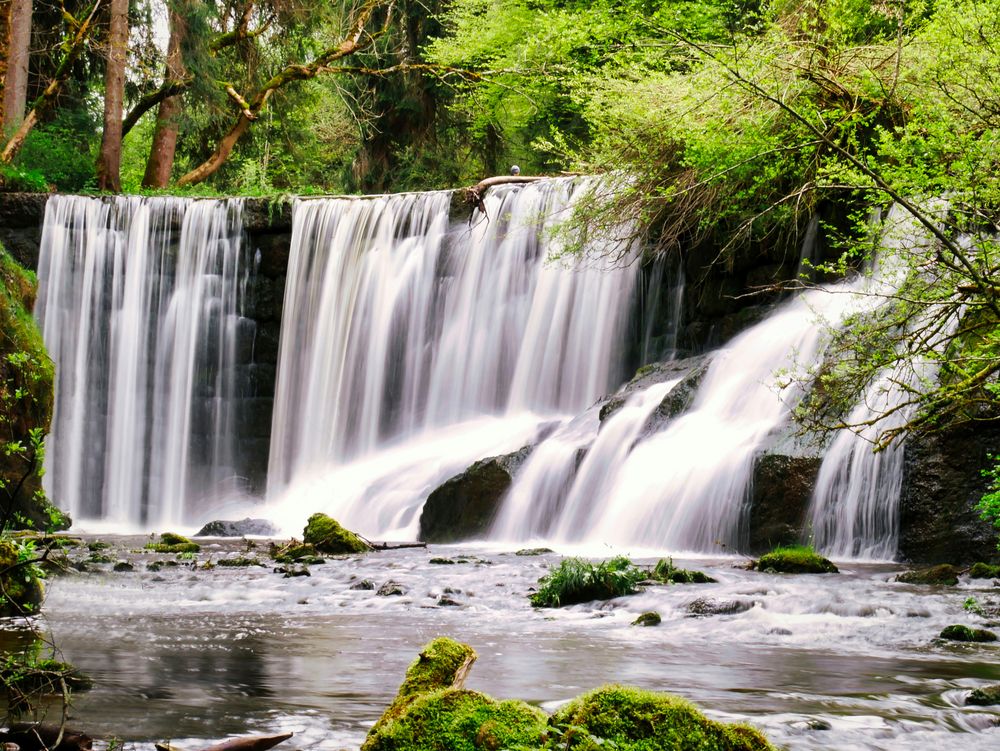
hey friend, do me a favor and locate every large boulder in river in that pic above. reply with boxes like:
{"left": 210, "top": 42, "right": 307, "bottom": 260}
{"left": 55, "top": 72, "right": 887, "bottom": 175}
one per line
{"left": 419, "top": 446, "right": 532, "bottom": 543}
{"left": 746, "top": 453, "right": 821, "bottom": 552}
{"left": 898, "top": 421, "right": 1000, "bottom": 564}
{"left": 195, "top": 518, "right": 278, "bottom": 537}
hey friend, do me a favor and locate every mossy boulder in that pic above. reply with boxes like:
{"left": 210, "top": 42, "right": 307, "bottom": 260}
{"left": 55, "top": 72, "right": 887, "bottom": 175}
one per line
{"left": 0, "top": 538, "right": 44, "bottom": 616}
{"left": 302, "top": 513, "right": 370, "bottom": 554}
{"left": 272, "top": 541, "right": 325, "bottom": 564}
{"left": 145, "top": 533, "right": 200, "bottom": 554}
{"left": 632, "top": 611, "right": 661, "bottom": 627}
{"left": 939, "top": 624, "right": 997, "bottom": 642}
{"left": 966, "top": 684, "right": 1000, "bottom": 706}
{"left": 651, "top": 558, "right": 716, "bottom": 584}
{"left": 549, "top": 685, "right": 776, "bottom": 751}
{"left": 751, "top": 546, "right": 838, "bottom": 574}
{"left": 0, "top": 243, "right": 65, "bottom": 533}
{"left": 362, "top": 639, "right": 777, "bottom": 751}
{"left": 895, "top": 564, "right": 959, "bottom": 586}
{"left": 969, "top": 562, "right": 1000, "bottom": 579}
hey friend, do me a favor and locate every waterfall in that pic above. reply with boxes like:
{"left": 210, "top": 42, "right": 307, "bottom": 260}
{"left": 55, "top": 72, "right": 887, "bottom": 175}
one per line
{"left": 35, "top": 195, "right": 253, "bottom": 527}
{"left": 267, "top": 179, "right": 641, "bottom": 515}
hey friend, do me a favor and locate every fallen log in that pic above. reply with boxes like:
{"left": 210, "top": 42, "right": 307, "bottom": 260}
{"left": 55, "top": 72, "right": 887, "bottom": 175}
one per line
{"left": 194, "top": 732, "right": 293, "bottom": 751}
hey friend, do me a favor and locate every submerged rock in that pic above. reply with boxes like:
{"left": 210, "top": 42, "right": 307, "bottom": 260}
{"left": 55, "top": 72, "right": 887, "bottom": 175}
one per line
{"left": 112, "top": 560, "right": 133, "bottom": 572}
{"left": 895, "top": 564, "right": 960, "bottom": 586}
{"left": 966, "top": 684, "right": 1000, "bottom": 705}
{"left": 939, "top": 624, "right": 997, "bottom": 642}
{"left": 145, "top": 532, "right": 200, "bottom": 554}
{"left": 351, "top": 579, "right": 375, "bottom": 591}
{"left": 687, "top": 597, "right": 754, "bottom": 617}
{"left": 377, "top": 581, "right": 406, "bottom": 597}
{"left": 751, "top": 546, "right": 838, "bottom": 574}
{"left": 514, "top": 547, "right": 554, "bottom": 556}
{"left": 302, "top": 513, "right": 371, "bottom": 554}
{"left": 651, "top": 558, "right": 716, "bottom": 584}
{"left": 195, "top": 518, "right": 278, "bottom": 537}
{"left": 418, "top": 445, "right": 533, "bottom": 543}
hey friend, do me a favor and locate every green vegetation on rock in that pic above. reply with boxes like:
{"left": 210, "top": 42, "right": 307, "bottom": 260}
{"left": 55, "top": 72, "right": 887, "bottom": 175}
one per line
{"left": 896, "top": 565, "right": 960, "bottom": 585}
{"left": 530, "top": 556, "right": 646, "bottom": 608}
{"left": 651, "top": 558, "right": 716, "bottom": 584}
{"left": 550, "top": 685, "right": 776, "bottom": 751}
{"left": 362, "top": 639, "right": 777, "bottom": 751}
{"left": 966, "top": 685, "right": 1000, "bottom": 706}
{"left": 302, "top": 513, "right": 371, "bottom": 555}
{"left": 632, "top": 612, "right": 661, "bottom": 627}
{"left": 969, "top": 562, "right": 1000, "bottom": 579}
{"left": 145, "top": 532, "right": 200, "bottom": 554}
{"left": 0, "top": 537, "right": 44, "bottom": 616}
{"left": 939, "top": 625, "right": 998, "bottom": 642}
{"left": 751, "top": 546, "right": 838, "bottom": 574}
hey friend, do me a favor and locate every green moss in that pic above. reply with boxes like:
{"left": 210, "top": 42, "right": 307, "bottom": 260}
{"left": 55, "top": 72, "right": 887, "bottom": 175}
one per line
{"left": 939, "top": 624, "right": 997, "bottom": 642}
{"left": 632, "top": 612, "right": 661, "bottom": 627}
{"left": 145, "top": 542, "right": 201, "bottom": 554}
{"left": 549, "top": 685, "right": 776, "bottom": 751}
{"left": 651, "top": 558, "right": 716, "bottom": 584}
{"left": 751, "top": 546, "right": 838, "bottom": 574}
{"left": 514, "top": 548, "right": 554, "bottom": 556}
{"left": 896, "top": 564, "right": 959, "bottom": 585}
{"left": 144, "top": 533, "right": 199, "bottom": 553}
{"left": 363, "top": 688, "right": 548, "bottom": 751}
{"left": 0, "top": 538, "right": 44, "bottom": 616}
{"left": 530, "top": 556, "right": 645, "bottom": 608}
{"left": 272, "top": 541, "right": 326, "bottom": 564}
{"left": 969, "top": 562, "right": 1000, "bottom": 579}
{"left": 216, "top": 556, "right": 265, "bottom": 567}
{"left": 0, "top": 243, "right": 63, "bottom": 532}
{"left": 966, "top": 685, "right": 1000, "bottom": 706}
{"left": 302, "top": 513, "right": 371, "bottom": 554}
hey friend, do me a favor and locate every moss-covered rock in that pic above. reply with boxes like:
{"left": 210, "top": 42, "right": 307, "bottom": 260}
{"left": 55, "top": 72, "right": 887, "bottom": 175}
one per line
{"left": 0, "top": 243, "right": 66, "bottom": 533}
{"left": 145, "top": 533, "right": 200, "bottom": 554}
{"left": 651, "top": 558, "right": 716, "bottom": 584}
{"left": 302, "top": 513, "right": 371, "bottom": 554}
{"left": 271, "top": 541, "right": 326, "bottom": 564}
{"left": 216, "top": 556, "right": 265, "bottom": 567}
{"left": 895, "top": 564, "right": 959, "bottom": 585}
{"left": 0, "top": 538, "right": 43, "bottom": 616}
{"left": 966, "top": 684, "right": 1000, "bottom": 705}
{"left": 632, "top": 612, "right": 661, "bottom": 627}
{"left": 362, "top": 639, "right": 778, "bottom": 751}
{"left": 969, "top": 562, "right": 1000, "bottom": 579}
{"left": 549, "top": 685, "right": 776, "bottom": 751}
{"left": 939, "top": 624, "right": 997, "bottom": 642}
{"left": 751, "top": 546, "right": 838, "bottom": 574}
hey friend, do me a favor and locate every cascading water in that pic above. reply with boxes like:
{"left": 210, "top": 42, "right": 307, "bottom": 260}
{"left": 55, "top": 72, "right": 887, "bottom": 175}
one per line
{"left": 265, "top": 179, "right": 641, "bottom": 536}
{"left": 35, "top": 195, "right": 253, "bottom": 527}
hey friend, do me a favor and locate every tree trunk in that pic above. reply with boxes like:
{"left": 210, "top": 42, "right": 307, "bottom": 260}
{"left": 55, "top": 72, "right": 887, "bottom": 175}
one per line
{"left": 1, "top": 0, "right": 31, "bottom": 135}
{"left": 141, "top": 4, "right": 187, "bottom": 188}
{"left": 96, "top": 0, "right": 129, "bottom": 192}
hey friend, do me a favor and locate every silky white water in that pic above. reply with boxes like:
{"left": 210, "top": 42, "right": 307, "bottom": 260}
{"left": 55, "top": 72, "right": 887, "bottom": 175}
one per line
{"left": 267, "top": 180, "right": 641, "bottom": 528}
{"left": 35, "top": 195, "right": 252, "bottom": 526}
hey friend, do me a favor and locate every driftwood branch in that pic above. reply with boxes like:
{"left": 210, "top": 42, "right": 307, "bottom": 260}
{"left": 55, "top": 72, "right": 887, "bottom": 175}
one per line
{"left": 195, "top": 732, "right": 293, "bottom": 751}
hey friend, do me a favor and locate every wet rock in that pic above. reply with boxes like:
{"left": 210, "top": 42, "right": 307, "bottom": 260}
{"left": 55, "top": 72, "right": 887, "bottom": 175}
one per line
{"left": 599, "top": 355, "right": 708, "bottom": 428}
{"left": 377, "top": 581, "right": 406, "bottom": 597}
{"left": 899, "top": 421, "right": 1000, "bottom": 564}
{"left": 514, "top": 548, "right": 553, "bottom": 556}
{"left": 271, "top": 541, "right": 325, "bottom": 564}
{"left": 195, "top": 518, "right": 278, "bottom": 537}
{"left": 769, "top": 627, "right": 793, "bottom": 636}
{"left": 216, "top": 556, "right": 265, "bottom": 567}
{"left": 112, "top": 560, "right": 134, "bottom": 572}
{"left": 275, "top": 565, "right": 310, "bottom": 578}
{"left": 145, "top": 532, "right": 200, "bottom": 554}
{"left": 966, "top": 684, "right": 1000, "bottom": 706}
{"left": 751, "top": 546, "right": 838, "bottom": 574}
{"left": 350, "top": 579, "right": 375, "bottom": 591}
{"left": 747, "top": 454, "right": 821, "bottom": 552}
{"left": 895, "top": 564, "right": 960, "bottom": 586}
{"left": 789, "top": 718, "right": 831, "bottom": 731}
{"left": 437, "top": 597, "right": 462, "bottom": 607}
{"left": 969, "top": 562, "right": 1000, "bottom": 579}
{"left": 429, "top": 557, "right": 456, "bottom": 565}
{"left": 632, "top": 611, "right": 661, "bottom": 627}
{"left": 939, "top": 624, "right": 997, "bottom": 642}
{"left": 419, "top": 445, "right": 533, "bottom": 543}
{"left": 687, "top": 597, "right": 754, "bottom": 617}
{"left": 651, "top": 558, "right": 716, "bottom": 584}
{"left": 302, "top": 513, "right": 371, "bottom": 554}
{"left": 88, "top": 552, "right": 113, "bottom": 564}
{"left": 87, "top": 541, "right": 110, "bottom": 551}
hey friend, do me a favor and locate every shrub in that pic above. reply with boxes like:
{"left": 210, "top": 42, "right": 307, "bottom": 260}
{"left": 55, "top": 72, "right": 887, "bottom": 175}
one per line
{"left": 530, "top": 556, "right": 645, "bottom": 608}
